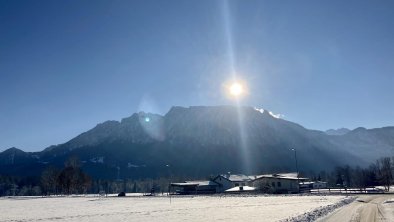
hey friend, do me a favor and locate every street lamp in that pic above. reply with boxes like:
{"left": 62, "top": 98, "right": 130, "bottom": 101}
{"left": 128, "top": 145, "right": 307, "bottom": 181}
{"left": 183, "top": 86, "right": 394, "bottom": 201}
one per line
{"left": 291, "top": 148, "right": 300, "bottom": 193}
{"left": 166, "top": 164, "right": 172, "bottom": 204}
{"left": 166, "top": 165, "right": 171, "bottom": 193}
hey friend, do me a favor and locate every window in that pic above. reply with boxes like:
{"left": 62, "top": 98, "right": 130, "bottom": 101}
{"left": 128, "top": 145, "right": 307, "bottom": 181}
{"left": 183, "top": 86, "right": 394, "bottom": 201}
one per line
{"left": 235, "top": 183, "right": 239, "bottom": 187}
{"left": 241, "top": 183, "right": 245, "bottom": 186}
{"left": 277, "top": 182, "right": 281, "bottom": 187}
{"left": 272, "top": 182, "right": 275, "bottom": 187}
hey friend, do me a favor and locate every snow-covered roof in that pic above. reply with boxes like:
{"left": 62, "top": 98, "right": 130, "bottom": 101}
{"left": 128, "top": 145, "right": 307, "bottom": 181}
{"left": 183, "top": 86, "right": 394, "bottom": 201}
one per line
{"left": 300, "top": 182, "right": 314, "bottom": 185}
{"left": 171, "top": 180, "right": 218, "bottom": 187}
{"left": 171, "top": 182, "right": 199, "bottom": 186}
{"left": 276, "top": 173, "right": 298, "bottom": 178}
{"left": 300, "top": 181, "right": 327, "bottom": 185}
{"left": 219, "top": 174, "right": 252, "bottom": 182}
{"left": 253, "top": 173, "right": 308, "bottom": 181}
{"left": 185, "top": 180, "right": 218, "bottom": 186}
{"left": 225, "top": 186, "right": 256, "bottom": 192}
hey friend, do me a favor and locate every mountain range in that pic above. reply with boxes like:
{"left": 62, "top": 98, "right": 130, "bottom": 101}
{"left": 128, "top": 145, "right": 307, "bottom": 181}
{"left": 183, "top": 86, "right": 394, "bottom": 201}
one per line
{"left": 1, "top": 106, "right": 393, "bottom": 179}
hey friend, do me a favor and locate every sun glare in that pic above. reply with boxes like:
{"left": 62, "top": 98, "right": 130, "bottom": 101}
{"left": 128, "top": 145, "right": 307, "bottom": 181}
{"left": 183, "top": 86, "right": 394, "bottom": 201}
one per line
{"left": 223, "top": 79, "right": 248, "bottom": 100}
{"left": 229, "top": 82, "right": 243, "bottom": 96}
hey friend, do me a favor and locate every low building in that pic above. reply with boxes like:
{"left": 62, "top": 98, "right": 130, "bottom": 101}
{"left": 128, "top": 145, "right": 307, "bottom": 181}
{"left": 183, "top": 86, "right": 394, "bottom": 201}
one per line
{"left": 170, "top": 180, "right": 219, "bottom": 195}
{"left": 252, "top": 173, "right": 308, "bottom": 194}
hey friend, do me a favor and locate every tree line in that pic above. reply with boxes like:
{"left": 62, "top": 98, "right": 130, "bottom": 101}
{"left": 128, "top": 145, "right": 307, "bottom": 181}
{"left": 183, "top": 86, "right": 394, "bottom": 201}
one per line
{"left": 1, "top": 155, "right": 393, "bottom": 196}
{"left": 40, "top": 156, "right": 92, "bottom": 195}
{"left": 306, "top": 156, "right": 393, "bottom": 191}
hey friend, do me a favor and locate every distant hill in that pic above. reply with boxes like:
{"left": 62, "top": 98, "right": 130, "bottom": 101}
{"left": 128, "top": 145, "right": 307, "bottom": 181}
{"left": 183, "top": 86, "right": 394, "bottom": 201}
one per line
{"left": 1, "top": 106, "right": 393, "bottom": 179}
{"left": 325, "top": 128, "right": 351, "bottom": 136}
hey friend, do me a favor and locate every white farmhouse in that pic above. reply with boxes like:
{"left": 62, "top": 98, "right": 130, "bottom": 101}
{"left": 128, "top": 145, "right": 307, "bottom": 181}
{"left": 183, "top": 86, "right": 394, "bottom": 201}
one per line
{"left": 252, "top": 173, "right": 308, "bottom": 194}
{"left": 212, "top": 174, "right": 253, "bottom": 192}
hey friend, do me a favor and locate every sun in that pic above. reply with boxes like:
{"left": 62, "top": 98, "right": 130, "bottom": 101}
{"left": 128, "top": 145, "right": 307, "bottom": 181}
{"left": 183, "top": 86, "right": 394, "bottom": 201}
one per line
{"left": 229, "top": 82, "right": 244, "bottom": 97}
{"left": 222, "top": 78, "right": 248, "bottom": 100}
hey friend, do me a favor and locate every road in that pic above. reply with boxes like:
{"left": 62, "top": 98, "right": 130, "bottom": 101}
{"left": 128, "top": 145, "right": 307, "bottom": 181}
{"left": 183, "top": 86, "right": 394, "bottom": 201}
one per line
{"left": 318, "top": 195, "right": 394, "bottom": 222}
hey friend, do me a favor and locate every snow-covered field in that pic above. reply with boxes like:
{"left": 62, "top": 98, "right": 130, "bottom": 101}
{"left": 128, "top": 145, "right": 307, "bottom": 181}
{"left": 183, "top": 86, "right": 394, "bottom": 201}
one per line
{"left": 0, "top": 195, "right": 349, "bottom": 222}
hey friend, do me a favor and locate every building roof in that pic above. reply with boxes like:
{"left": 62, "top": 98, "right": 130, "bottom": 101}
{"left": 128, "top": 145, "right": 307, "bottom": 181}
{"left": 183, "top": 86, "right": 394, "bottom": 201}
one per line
{"left": 170, "top": 182, "right": 199, "bottom": 187}
{"left": 300, "top": 181, "right": 327, "bottom": 184}
{"left": 253, "top": 172, "right": 308, "bottom": 181}
{"left": 185, "top": 180, "right": 219, "bottom": 186}
{"left": 171, "top": 180, "right": 219, "bottom": 187}
{"left": 217, "top": 174, "right": 252, "bottom": 182}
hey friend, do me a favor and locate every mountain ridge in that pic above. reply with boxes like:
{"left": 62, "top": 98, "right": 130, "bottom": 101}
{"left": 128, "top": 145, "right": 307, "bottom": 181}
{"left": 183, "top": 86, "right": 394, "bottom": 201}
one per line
{"left": 1, "top": 106, "right": 393, "bottom": 179}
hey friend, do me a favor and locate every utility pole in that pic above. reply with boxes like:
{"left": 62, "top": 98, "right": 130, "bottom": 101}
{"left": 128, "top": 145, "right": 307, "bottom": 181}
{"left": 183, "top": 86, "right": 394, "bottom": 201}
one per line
{"left": 166, "top": 164, "right": 172, "bottom": 204}
{"left": 292, "top": 148, "right": 300, "bottom": 193}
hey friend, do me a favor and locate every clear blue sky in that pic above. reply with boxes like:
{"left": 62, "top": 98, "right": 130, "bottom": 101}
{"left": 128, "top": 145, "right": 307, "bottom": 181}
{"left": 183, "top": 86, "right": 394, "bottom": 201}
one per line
{"left": 1, "top": 0, "right": 393, "bottom": 151}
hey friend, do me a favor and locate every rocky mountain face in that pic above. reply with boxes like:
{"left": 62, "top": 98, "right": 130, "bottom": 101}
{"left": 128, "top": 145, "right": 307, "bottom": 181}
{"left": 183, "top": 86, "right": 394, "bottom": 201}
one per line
{"left": 0, "top": 106, "right": 392, "bottom": 179}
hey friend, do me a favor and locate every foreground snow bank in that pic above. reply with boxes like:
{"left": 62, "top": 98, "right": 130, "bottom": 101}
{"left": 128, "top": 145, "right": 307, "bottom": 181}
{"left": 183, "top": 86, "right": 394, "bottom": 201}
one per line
{"left": 0, "top": 195, "right": 347, "bottom": 222}
{"left": 281, "top": 196, "right": 356, "bottom": 222}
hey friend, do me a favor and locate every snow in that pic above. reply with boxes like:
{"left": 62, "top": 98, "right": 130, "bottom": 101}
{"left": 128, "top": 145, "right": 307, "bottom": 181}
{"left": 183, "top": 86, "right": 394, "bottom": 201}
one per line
{"left": 315, "top": 195, "right": 394, "bottom": 221}
{"left": 127, "top": 163, "right": 140, "bottom": 168}
{"left": 375, "top": 185, "right": 394, "bottom": 193}
{"left": 89, "top": 157, "right": 104, "bottom": 163}
{"left": 225, "top": 186, "right": 256, "bottom": 192}
{"left": 220, "top": 174, "right": 251, "bottom": 182}
{"left": 282, "top": 196, "right": 356, "bottom": 222}
{"left": 310, "top": 187, "right": 384, "bottom": 194}
{"left": 172, "top": 181, "right": 217, "bottom": 186}
{"left": 382, "top": 197, "right": 394, "bottom": 221}
{"left": 254, "top": 108, "right": 265, "bottom": 114}
{"left": 253, "top": 108, "right": 284, "bottom": 118}
{"left": 255, "top": 173, "right": 308, "bottom": 180}
{"left": 0, "top": 195, "right": 347, "bottom": 222}
{"left": 185, "top": 181, "right": 217, "bottom": 186}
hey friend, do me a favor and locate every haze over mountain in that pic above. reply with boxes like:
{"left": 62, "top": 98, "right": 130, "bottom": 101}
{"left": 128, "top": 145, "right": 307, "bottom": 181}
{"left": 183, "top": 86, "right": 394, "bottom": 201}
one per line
{"left": 1, "top": 106, "right": 393, "bottom": 180}
{"left": 325, "top": 128, "right": 351, "bottom": 136}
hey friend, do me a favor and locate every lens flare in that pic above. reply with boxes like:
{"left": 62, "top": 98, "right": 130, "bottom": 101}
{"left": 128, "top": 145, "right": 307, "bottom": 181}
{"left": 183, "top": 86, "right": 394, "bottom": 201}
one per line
{"left": 223, "top": 79, "right": 248, "bottom": 100}
{"left": 229, "top": 82, "right": 243, "bottom": 97}
{"left": 221, "top": 0, "right": 251, "bottom": 173}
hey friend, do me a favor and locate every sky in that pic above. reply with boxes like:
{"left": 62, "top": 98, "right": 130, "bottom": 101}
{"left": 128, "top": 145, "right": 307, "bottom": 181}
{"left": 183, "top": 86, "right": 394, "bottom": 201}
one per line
{"left": 1, "top": 0, "right": 394, "bottom": 151}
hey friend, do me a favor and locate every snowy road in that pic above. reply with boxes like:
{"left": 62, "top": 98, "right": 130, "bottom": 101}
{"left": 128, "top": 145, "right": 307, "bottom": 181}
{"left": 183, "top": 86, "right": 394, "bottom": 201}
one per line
{"left": 318, "top": 195, "right": 394, "bottom": 222}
